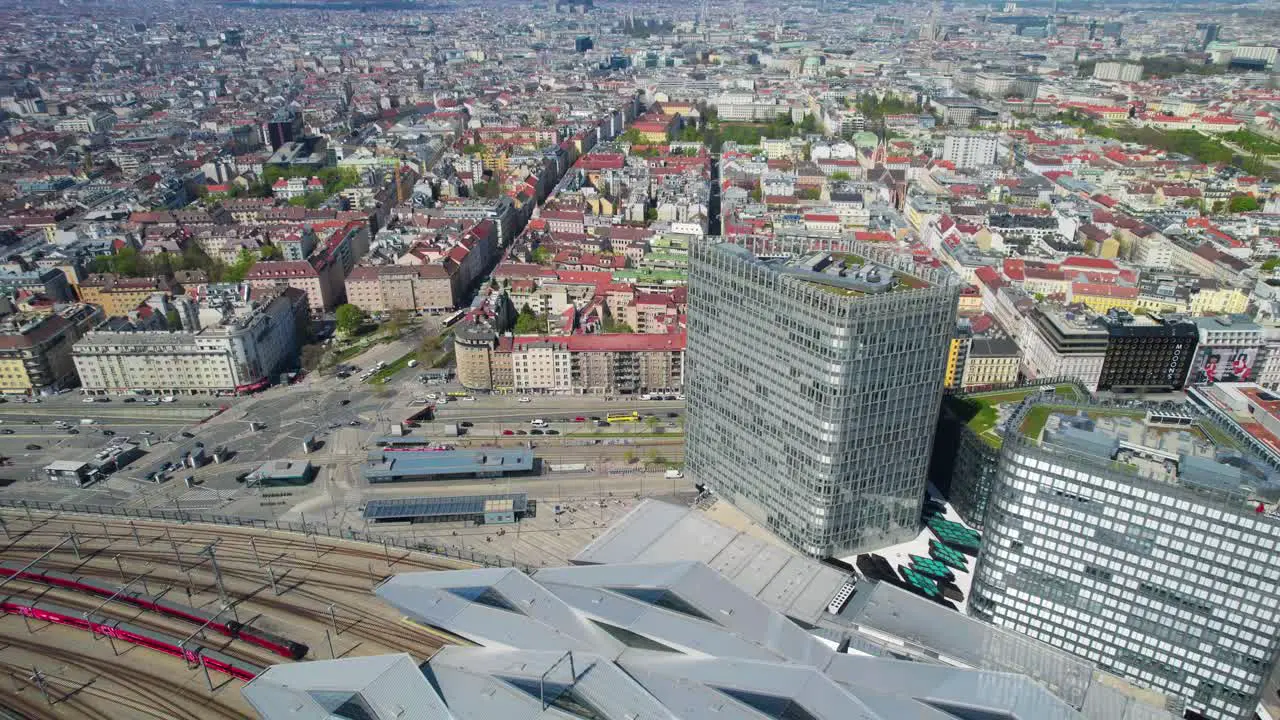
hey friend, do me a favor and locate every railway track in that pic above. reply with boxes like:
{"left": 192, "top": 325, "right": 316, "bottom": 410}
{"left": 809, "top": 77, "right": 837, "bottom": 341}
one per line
{"left": 2, "top": 551, "right": 444, "bottom": 660}
{"left": 0, "top": 511, "right": 464, "bottom": 660}
{"left": 0, "top": 629, "right": 247, "bottom": 720}
{"left": 0, "top": 580, "right": 279, "bottom": 669}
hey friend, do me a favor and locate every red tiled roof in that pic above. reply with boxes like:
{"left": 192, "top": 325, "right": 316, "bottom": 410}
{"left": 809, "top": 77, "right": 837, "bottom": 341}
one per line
{"left": 1073, "top": 283, "right": 1138, "bottom": 298}
{"left": 1061, "top": 256, "right": 1119, "bottom": 271}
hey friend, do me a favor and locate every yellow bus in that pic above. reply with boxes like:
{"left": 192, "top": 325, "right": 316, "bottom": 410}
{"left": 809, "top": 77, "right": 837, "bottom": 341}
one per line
{"left": 606, "top": 411, "right": 640, "bottom": 423}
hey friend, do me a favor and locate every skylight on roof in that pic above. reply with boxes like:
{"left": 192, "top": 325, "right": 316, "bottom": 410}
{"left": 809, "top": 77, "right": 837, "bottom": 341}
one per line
{"left": 446, "top": 586, "right": 526, "bottom": 614}
{"left": 605, "top": 586, "right": 718, "bottom": 624}
{"left": 716, "top": 687, "right": 821, "bottom": 720}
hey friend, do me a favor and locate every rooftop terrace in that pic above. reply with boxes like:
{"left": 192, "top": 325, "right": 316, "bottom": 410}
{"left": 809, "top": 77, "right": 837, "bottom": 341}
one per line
{"left": 772, "top": 252, "right": 932, "bottom": 297}
{"left": 946, "top": 384, "right": 1082, "bottom": 449}
{"left": 1017, "top": 400, "right": 1280, "bottom": 508}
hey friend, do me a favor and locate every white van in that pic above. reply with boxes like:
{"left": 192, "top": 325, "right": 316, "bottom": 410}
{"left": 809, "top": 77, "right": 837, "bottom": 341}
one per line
{"left": 530, "top": 418, "right": 548, "bottom": 428}
{"left": 664, "top": 469, "right": 684, "bottom": 479}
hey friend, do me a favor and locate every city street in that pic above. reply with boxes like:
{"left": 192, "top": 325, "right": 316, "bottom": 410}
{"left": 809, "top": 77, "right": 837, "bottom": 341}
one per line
{"left": 0, "top": 337, "right": 693, "bottom": 530}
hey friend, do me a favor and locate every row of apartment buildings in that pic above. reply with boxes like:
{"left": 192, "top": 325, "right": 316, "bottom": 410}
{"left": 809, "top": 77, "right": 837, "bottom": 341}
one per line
{"left": 72, "top": 286, "right": 309, "bottom": 396}
{"left": 454, "top": 314, "right": 685, "bottom": 395}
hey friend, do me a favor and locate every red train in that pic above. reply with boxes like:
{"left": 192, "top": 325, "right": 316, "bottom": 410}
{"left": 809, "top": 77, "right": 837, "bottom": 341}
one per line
{"left": 0, "top": 561, "right": 307, "bottom": 660}
{"left": 0, "top": 598, "right": 263, "bottom": 681}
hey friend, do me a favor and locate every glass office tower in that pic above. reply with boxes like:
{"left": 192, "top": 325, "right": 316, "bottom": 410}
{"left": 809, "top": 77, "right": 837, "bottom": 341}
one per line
{"left": 685, "top": 242, "right": 958, "bottom": 557}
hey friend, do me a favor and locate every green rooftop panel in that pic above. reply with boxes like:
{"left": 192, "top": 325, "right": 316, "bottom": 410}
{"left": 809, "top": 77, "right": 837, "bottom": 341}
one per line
{"left": 909, "top": 555, "right": 956, "bottom": 581}
{"left": 930, "top": 540, "right": 970, "bottom": 571}
{"left": 899, "top": 566, "right": 941, "bottom": 598}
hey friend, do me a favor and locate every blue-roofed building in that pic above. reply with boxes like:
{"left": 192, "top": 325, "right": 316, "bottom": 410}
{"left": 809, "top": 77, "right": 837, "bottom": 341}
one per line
{"left": 361, "top": 449, "right": 535, "bottom": 483}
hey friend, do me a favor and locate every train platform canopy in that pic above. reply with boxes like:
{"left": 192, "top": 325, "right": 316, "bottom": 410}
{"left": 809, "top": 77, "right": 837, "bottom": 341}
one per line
{"left": 363, "top": 493, "right": 529, "bottom": 524}
{"left": 361, "top": 449, "right": 533, "bottom": 483}
{"left": 574, "top": 499, "right": 850, "bottom": 628}
{"left": 243, "top": 653, "right": 450, "bottom": 720}
{"left": 239, "top": 561, "right": 1177, "bottom": 720}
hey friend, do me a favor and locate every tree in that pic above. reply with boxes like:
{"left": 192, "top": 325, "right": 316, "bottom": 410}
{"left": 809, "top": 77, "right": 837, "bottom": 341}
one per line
{"left": 623, "top": 449, "right": 637, "bottom": 464}
{"left": 1262, "top": 257, "right": 1280, "bottom": 272}
{"left": 829, "top": 171, "right": 852, "bottom": 182}
{"left": 643, "top": 415, "right": 659, "bottom": 431}
{"left": 164, "top": 309, "right": 182, "bottom": 330}
{"left": 384, "top": 309, "right": 411, "bottom": 337}
{"left": 602, "top": 318, "right": 634, "bottom": 333}
{"left": 513, "top": 304, "right": 542, "bottom": 334}
{"left": 1228, "top": 195, "right": 1260, "bottom": 213}
{"left": 259, "top": 244, "right": 283, "bottom": 260}
{"left": 223, "top": 249, "right": 259, "bottom": 283}
{"left": 336, "top": 304, "right": 366, "bottom": 335}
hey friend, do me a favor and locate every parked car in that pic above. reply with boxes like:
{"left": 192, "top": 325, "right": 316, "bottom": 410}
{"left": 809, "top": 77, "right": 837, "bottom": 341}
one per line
{"left": 546, "top": 429, "right": 559, "bottom": 435}
{"left": 122, "top": 397, "right": 137, "bottom": 403}
{"left": 81, "top": 397, "right": 96, "bottom": 404}
{"left": 25, "top": 444, "right": 40, "bottom": 450}
{"left": 460, "top": 421, "right": 473, "bottom": 428}
{"left": 502, "top": 429, "right": 514, "bottom": 435}
{"left": 340, "top": 399, "right": 351, "bottom": 406}
{"left": 515, "top": 430, "right": 528, "bottom": 436}
{"left": 573, "top": 416, "right": 587, "bottom": 423}
{"left": 102, "top": 430, "right": 115, "bottom": 436}
{"left": 530, "top": 429, "right": 544, "bottom": 435}
{"left": 517, "top": 397, "right": 532, "bottom": 403}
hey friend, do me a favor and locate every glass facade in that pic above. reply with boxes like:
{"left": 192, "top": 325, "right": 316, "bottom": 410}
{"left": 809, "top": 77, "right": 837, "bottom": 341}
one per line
{"left": 685, "top": 242, "right": 958, "bottom": 557}
{"left": 972, "top": 425, "right": 1280, "bottom": 720}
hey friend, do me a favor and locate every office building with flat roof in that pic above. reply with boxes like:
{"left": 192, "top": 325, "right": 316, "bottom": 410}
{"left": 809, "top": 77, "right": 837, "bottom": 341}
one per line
{"left": 1021, "top": 307, "right": 1110, "bottom": 390}
{"left": 971, "top": 400, "right": 1280, "bottom": 720}
{"left": 685, "top": 242, "right": 958, "bottom": 557}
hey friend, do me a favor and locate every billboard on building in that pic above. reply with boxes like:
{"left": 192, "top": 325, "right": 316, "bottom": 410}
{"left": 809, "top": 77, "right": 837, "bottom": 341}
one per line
{"left": 1189, "top": 347, "right": 1257, "bottom": 384}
